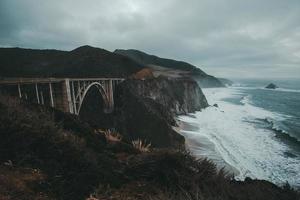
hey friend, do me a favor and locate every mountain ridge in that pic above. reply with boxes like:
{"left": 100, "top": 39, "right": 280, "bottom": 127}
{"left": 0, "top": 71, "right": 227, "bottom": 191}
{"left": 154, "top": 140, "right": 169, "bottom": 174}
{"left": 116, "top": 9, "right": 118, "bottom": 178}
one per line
{"left": 0, "top": 45, "right": 143, "bottom": 78}
{"left": 115, "top": 49, "right": 207, "bottom": 75}
{"left": 114, "top": 49, "right": 224, "bottom": 88}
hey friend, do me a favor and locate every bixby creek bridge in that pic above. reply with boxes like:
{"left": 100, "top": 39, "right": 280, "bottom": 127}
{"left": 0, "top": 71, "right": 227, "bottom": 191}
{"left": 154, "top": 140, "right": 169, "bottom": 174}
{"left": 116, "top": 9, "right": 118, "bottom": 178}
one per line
{"left": 0, "top": 78, "right": 124, "bottom": 115}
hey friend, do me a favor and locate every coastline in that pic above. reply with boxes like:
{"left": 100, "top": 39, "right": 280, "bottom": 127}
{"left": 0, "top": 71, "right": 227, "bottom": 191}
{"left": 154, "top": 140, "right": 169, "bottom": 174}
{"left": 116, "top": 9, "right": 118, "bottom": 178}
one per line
{"left": 179, "top": 86, "right": 300, "bottom": 188}
{"left": 177, "top": 118, "right": 240, "bottom": 177}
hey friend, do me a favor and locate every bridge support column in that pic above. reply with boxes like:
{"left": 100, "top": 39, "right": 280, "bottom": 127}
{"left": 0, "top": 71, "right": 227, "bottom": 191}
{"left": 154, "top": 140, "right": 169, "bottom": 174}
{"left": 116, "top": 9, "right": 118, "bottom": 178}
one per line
{"left": 71, "top": 81, "right": 77, "bottom": 115}
{"left": 63, "top": 79, "right": 74, "bottom": 114}
{"left": 35, "top": 83, "right": 40, "bottom": 104}
{"left": 40, "top": 91, "right": 44, "bottom": 105}
{"left": 17, "top": 84, "right": 22, "bottom": 98}
{"left": 109, "top": 79, "right": 114, "bottom": 109}
{"left": 49, "top": 83, "right": 54, "bottom": 107}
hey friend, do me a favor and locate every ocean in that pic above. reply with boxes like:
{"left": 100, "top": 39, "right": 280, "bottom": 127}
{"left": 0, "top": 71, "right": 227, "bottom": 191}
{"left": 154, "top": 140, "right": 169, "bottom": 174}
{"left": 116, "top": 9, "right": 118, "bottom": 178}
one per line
{"left": 178, "top": 79, "right": 300, "bottom": 187}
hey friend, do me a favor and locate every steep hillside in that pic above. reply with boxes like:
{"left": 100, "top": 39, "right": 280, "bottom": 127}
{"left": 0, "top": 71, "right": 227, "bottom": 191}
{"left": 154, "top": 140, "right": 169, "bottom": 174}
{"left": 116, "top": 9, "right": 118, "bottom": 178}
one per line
{"left": 114, "top": 49, "right": 224, "bottom": 88}
{"left": 0, "top": 95, "right": 298, "bottom": 200}
{"left": 0, "top": 46, "right": 143, "bottom": 78}
{"left": 115, "top": 49, "right": 206, "bottom": 75}
{"left": 218, "top": 77, "right": 234, "bottom": 86}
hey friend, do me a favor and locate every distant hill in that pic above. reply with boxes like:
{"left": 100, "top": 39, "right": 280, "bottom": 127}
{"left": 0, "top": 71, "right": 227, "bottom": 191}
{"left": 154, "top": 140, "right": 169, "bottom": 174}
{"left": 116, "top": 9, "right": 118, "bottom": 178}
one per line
{"left": 114, "top": 49, "right": 206, "bottom": 75}
{"left": 114, "top": 49, "right": 224, "bottom": 88}
{"left": 0, "top": 45, "right": 144, "bottom": 78}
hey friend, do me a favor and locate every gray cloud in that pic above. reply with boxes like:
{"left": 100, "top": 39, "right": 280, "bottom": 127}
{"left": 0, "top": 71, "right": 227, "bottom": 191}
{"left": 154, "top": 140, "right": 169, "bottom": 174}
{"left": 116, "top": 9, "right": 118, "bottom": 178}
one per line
{"left": 0, "top": 0, "right": 300, "bottom": 78}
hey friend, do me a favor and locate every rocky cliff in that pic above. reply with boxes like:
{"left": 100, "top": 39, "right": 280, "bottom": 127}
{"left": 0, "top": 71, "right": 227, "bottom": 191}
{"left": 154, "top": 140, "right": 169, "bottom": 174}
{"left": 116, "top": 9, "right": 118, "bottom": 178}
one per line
{"left": 113, "top": 77, "right": 208, "bottom": 148}
{"left": 118, "top": 76, "right": 208, "bottom": 115}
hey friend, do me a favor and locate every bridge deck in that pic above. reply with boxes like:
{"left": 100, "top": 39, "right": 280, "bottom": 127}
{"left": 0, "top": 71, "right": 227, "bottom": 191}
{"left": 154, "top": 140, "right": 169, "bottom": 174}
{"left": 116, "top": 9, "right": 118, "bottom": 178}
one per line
{"left": 0, "top": 77, "right": 125, "bottom": 85}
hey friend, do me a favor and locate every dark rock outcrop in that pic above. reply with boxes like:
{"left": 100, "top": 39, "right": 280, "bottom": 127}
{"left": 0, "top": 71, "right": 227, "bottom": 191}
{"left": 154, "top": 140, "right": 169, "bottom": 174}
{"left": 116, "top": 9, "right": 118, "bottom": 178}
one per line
{"left": 115, "top": 92, "right": 184, "bottom": 148}
{"left": 265, "top": 83, "right": 278, "bottom": 89}
{"left": 117, "top": 77, "right": 208, "bottom": 115}
{"left": 114, "top": 77, "right": 208, "bottom": 148}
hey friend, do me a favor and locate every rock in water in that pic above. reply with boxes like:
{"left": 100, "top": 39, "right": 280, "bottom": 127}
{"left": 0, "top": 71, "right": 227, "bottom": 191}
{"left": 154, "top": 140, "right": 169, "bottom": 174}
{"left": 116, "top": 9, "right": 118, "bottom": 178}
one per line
{"left": 265, "top": 83, "right": 278, "bottom": 89}
{"left": 213, "top": 104, "right": 219, "bottom": 108}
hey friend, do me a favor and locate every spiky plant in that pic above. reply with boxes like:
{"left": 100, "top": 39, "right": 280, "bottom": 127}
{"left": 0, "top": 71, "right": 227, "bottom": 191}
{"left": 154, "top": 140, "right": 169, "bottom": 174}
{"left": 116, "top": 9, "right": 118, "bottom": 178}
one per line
{"left": 103, "top": 129, "right": 122, "bottom": 143}
{"left": 131, "top": 139, "right": 152, "bottom": 152}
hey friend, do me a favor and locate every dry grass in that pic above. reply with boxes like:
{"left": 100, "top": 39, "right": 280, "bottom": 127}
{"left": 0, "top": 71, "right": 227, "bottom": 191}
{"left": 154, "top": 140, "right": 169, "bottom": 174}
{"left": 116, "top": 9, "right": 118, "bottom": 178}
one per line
{"left": 132, "top": 68, "right": 154, "bottom": 80}
{"left": 0, "top": 166, "right": 50, "bottom": 200}
{"left": 132, "top": 139, "right": 152, "bottom": 152}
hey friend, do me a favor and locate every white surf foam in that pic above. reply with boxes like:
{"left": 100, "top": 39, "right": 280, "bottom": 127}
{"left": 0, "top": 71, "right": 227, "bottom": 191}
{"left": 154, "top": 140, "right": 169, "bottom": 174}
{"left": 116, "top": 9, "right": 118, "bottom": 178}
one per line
{"left": 179, "top": 87, "right": 300, "bottom": 187}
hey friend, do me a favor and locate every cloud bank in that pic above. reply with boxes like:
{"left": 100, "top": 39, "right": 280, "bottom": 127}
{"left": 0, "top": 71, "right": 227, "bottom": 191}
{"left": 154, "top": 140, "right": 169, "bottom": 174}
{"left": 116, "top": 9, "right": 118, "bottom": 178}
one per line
{"left": 1, "top": 0, "right": 300, "bottom": 78}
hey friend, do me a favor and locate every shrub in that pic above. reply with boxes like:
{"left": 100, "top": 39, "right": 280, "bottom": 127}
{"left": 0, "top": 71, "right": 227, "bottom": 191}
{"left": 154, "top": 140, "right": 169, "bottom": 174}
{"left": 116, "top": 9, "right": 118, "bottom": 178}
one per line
{"left": 0, "top": 94, "right": 120, "bottom": 200}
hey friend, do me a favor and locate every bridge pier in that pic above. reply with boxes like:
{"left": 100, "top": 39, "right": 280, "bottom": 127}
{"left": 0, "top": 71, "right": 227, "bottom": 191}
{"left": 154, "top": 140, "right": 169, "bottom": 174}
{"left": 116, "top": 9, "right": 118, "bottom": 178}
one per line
{"left": 18, "top": 84, "right": 22, "bottom": 98}
{"left": 49, "top": 83, "right": 54, "bottom": 107}
{"left": 35, "top": 84, "right": 40, "bottom": 104}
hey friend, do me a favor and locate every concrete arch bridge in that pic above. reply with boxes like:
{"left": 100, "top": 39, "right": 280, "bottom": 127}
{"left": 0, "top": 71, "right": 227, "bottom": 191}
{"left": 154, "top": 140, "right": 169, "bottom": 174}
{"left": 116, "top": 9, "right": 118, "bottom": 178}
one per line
{"left": 0, "top": 78, "right": 124, "bottom": 115}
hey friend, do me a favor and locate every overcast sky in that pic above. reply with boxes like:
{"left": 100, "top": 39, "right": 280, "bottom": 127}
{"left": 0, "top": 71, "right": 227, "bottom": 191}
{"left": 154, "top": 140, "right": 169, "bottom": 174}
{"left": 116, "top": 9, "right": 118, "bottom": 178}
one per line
{"left": 1, "top": 0, "right": 300, "bottom": 78}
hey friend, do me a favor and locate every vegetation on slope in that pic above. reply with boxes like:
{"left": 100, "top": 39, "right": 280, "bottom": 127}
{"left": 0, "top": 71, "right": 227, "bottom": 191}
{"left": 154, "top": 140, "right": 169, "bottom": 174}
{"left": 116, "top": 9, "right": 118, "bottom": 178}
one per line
{"left": 0, "top": 46, "right": 143, "bottom": 78}
{"left": 0, "top": 94, "right": 299, "bottom": 200}
{"left": 114, "top": 49, "right": 206, "bottom": 75}
{"left": 114, "top": 49, "right": 225, "bottom": 88}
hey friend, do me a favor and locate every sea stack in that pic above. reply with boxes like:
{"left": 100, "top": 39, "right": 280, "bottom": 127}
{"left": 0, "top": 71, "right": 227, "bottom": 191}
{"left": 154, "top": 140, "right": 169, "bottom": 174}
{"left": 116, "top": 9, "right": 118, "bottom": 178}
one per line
{"left": 265, "top": 83, "right": 278, "bottom": 89}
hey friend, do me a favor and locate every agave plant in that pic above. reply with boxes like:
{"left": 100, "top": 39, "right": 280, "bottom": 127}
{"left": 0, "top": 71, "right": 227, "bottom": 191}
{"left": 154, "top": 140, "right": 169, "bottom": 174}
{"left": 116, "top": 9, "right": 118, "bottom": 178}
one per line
{"left": 103, "top": 129, "right": 122, "bottom": 143}
{"left": 132, "top": 139, "right": 152, "bottom": 152}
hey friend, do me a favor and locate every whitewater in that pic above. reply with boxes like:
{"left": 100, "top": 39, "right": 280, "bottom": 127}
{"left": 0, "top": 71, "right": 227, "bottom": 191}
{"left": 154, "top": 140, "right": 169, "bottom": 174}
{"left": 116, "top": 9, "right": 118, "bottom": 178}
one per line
{"left": 179, "top": 87, "right": 300, "bottom": 187}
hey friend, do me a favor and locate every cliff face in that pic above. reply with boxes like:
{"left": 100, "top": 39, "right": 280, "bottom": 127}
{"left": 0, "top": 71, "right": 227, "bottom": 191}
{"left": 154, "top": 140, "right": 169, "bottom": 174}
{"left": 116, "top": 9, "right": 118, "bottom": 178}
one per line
{"left": 113, "top": 77, "right": 208, "bottom": 148}
{"left": 118, "top": 77, "right": 208, "bottom": 115}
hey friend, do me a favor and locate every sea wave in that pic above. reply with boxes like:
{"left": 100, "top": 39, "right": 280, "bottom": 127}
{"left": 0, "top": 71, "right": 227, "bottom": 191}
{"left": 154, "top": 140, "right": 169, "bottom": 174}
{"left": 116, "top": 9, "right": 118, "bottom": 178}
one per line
{"left": 179, "top": 87, "right": 300, "bottom": 187}
{"left": 265, "top": 118, "right": 300, "bottom": 144}
{"left": 240, "top": 95, "right": 252, "bottom": 105}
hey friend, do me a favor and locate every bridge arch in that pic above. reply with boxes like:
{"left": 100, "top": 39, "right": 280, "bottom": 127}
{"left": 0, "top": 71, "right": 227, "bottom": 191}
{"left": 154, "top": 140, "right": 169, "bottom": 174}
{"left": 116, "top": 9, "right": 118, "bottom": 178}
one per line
{"left": 77, "top": 82, "right": 111, "bottom": 115}
{"left": 0, "top": 78, "right": 124, "bottom": 115}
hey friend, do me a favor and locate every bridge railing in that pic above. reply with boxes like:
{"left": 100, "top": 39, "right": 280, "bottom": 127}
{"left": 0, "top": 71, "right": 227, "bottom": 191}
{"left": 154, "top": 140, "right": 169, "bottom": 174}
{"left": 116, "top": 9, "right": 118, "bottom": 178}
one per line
{"left": 0, "top": 77, "right": 125, "bottom": 85}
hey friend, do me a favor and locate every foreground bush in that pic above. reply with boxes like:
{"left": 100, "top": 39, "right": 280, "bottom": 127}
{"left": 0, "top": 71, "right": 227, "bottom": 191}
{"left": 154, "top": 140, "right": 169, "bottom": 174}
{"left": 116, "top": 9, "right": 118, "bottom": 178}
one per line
{"left": 0, "top": 95, "right": 122, "bottom": 199}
